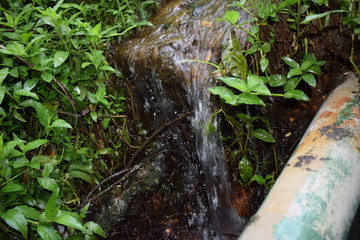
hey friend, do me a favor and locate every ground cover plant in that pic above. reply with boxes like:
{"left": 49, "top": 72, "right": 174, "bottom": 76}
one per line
{"left": 0, "top": 0, "right": 155, "bottom": 239}
{"left": 208, "top": 0, "right": 359, "bottom": 192}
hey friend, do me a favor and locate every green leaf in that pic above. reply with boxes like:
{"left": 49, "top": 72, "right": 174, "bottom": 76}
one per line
{"left": 249, "top": 174, "right": 266, "bottom": 185}
{"left": 14, "top": 89, "right": 39, "bottom": 100}
{"left": 69, "top": 170, "right": 95, "bottom": 184}
{"left": 252, "top": 128, "right": 276, "bottom": 142}
{"left": 37, "top": 224, "right": 62, "bottom": 240}
{"left": 260, "top": 57, "right": 269, "bottom": 72}
{"left": 20, "top": 100, "right": 51, "bottom": 129}
{"left": 37, "top": 177, "right": 58, "bottom": 192}
{"left": 14, "top": 205, "right": 41, "bottom": 221}
{"left": 85, "top": 221, "right": 106, "bottom": 237}
{"left": 0, "top": 182, "right": 24, "bottom": 193}
{"left": 284, "top": 90, "right": 310, "bottom": 101}
{"left": 41, "top": 72, "right": 53, "bottom": 83}
{"left": 238, "top": 156, "right": 253, "bottom": 184}
{"left": 221, "top": 31, "right": 247, "bottom": 79}
{"left": 50, "top": 119, "right": 72, "bottom": 129}
{"left": 0, "top": 68, "right": 9, "bottom": 85}
{"left": 45, "top": 188, "right": 59, "bottom": 220}
{"left": 269, "top": 74, "right": 287, "bottom": 87}
{"left": 42, "top": 163, "right": 54, "bottom": 178}
{"left": 92, "top": 23, "right": 101, "bottom": 36}
{"left": 0, "top": 86, "right": 6, "bottom": 104}
{"left": 284, "top": 77, "right": 301, "bottom": 91}
{"left": 21, "top": 139, "right": 49, "bottom": 153}
{"left": 224, "top": 11, "right": 240, "bottom": 25}
{"left": 301, "top": 10, "right": 347, "bottom": 24}
{"left": 54, "top": 210, "right": 86, "bottom": 232}
{"left": 302, "top": 74, "right": 316, "bottom": 87}
{"left": 53, "top": 51, "right": 69, "bottom": 68}
{"left": 282, "top": 56, "right": 299, "bottom": 69}
{"left": 208, "top": 86, "right": 238, "bottom": 105}
{"left": 306, "top": 64, "right": 322, "bottom": 75}
{"left": 247, "top": 74, "right": 271, "bottom": 95}
{"left": 217, "top": 76, "right": 248, "bottom": 92}
{"left": 236, "top": 93, "right": 266, "bottom": 106}
{"left": 300, "top": 60, "right": 316, "bottom": 71}
{"left": 1, "top": 138, "right": 25, "bottom": 160}
{"left": 287, "top": 68, "right": 302, "bottom": 78}
{"left": 0, "top": 209, "right": 28, "bottom": 239}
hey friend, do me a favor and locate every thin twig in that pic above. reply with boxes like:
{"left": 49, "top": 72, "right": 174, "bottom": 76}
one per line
{"left": 125, "top": 111, "right": 193, "bottom": 168}
{"left": 79, "top": 111, "right": 193, "bottom": 208}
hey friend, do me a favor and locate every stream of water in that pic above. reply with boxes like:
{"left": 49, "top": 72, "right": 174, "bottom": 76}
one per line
{"left": 112, "top": 0, "right": 250, "bottom": 238}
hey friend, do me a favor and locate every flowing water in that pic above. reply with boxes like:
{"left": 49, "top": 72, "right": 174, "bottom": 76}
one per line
{"left": 112, "top": 0, "right": 250, "bottom": 238}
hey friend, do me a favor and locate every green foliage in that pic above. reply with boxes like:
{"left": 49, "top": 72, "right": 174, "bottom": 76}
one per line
{"left": 0, "top": 0, "right": 155, "bottom": 238}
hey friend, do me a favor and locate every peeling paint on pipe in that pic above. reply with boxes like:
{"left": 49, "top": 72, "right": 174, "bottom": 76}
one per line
{"left": 239, "top": 72, "right": 360, "bottom": 240}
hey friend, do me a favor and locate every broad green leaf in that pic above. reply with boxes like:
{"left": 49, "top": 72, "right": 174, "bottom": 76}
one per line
{"left": 92, "top": 23, "right": 101, "bottom": 36}
{"left": 69, "top": 170, "right": 95, "bottom": 184}
{"left": 50, "top": 119, "right": 72, "bottom": 129}
{"left": 284, "top": 90, "right": 310, "bottom": 101}
{"left": 79, "top": 203, "right": 90, "bottom": 219}
{"left": 238, "top": 156, "right": 253, "bottom": 184}
{"left": 0, "top": 182, "right": 24, "bottom": 193}
{"left": 1, "top": 138, "right": 25, "bottom": 160}
{"left": 0, "top": 86, "right": 6, "bottom": 105}
{"left": 99, "top": 65, "right": 116, "bottom": 72}
{"left": 20, "top": 100, "right": 51, "bottom": 129}
{"left": 14, "top": 205, "right": 41, "bottom": 221}
{"left": 277, "top": 0, "right": 301, "bottom": 11}
{"left": 37, "top": 224, "right": 62, "bottom": 240}
{"left": 23, "top": 78, "right": 39, "bottom": 91}
{"left": 21, "top": 139, "right": 49, "bottom": 153}
{"left": 236, "top": 93, "right": 266, "bottom": 106}
{"left": 208, "top": 86, "right": 237, "bottom": 105}
{"left": 37, "top": 177, "right": 58, "bottom": 192}
{"left": 262, "top": 42, "right": 271, "bottom": 53}
{"left": 41, "top": 72, "right": 53, "bottom": 83}
{"left": 249, "top": 174, "right": 266, "bottom": 185}
{"left": 260, "top": 57, "right": 269, "bottom": 72}
{"left": 302, "top": 74, "right": 316, "bottom": 87}
{"left": 282, "top": 56, "right": 299, "bottom": 69}
{"left": 301, "top": 10, "right": 347, "bottom": 24}
{"left": 284, "top": 77, "right": 301, "bottom": 91}
{"left": 217, "top": 76, "right": 248, "bottom": 92}
{"left": 287, "top": 68, "right": 302, "bottom": 78}
{"left": 85, "top": 221, "right": 106, "bottom": 237}
{"left": 252, "top": 128, "right": 276, "bottom": 142}
{"left": 269, "top": 74, "right": 287, "bottom": 87}
{"left": 306, "top": 64, "right": 322, "bottom": 75}
{"left": 13, "top": 158, "right": 30, "bottom": 168}
{"left": 14, "top": 89, "right": 39, "bottom": 100}
{"left": 300, "top": 60, "right": 316, "bottom": 71}
{"left": 54, "top": 210, "right": 86, "bottom": 232}
{"left": 4, "top": 42, "right": 26, "bottom": 56}
{"left": 224, "top": 11, "right": 240, "bottom": 25}
{"left": 45, "top": 188, "right": 60, "bottom": 220}
{"left": 53, "top": 51, "right": 69, "bottom": 68}
{"left": 42, "top": 163, "right": 54, "bottom": 178}
{"left": 247, "top": 74, "right": 271, "bottom": 95}
{"left": 0, "top": 68, "right": 9, "bottom": 85}
{"left": 0, "top": 209, "right": 28, "bottom": 239}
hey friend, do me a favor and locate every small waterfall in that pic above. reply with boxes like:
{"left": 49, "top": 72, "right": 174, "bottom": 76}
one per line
{"left": 190, "top": 74, "right": 244, "bottom": 239}
{"left": 112, "top": 0, "right": 251, "bottom": 238}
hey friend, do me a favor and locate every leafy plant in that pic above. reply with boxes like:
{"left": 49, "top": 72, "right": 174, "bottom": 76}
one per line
{"left": 0, "top": 0, "right": 155, "bottom": 238}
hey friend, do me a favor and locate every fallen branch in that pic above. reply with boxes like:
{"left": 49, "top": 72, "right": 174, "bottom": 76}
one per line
{"left": 125, "top": 111, "right": 193, "bottom": 168}
{"left": 79, "top": 111, "right": 193, "bottom": 208}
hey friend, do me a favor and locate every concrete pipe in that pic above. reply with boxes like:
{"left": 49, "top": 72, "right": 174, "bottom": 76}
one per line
{"left": 239, "top": 72, "right": 360, "bottom": 240}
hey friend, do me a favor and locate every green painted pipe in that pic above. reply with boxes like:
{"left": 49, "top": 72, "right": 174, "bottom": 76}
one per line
{"left": 239, "top": 72, "right": 360, "bottom": 240}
